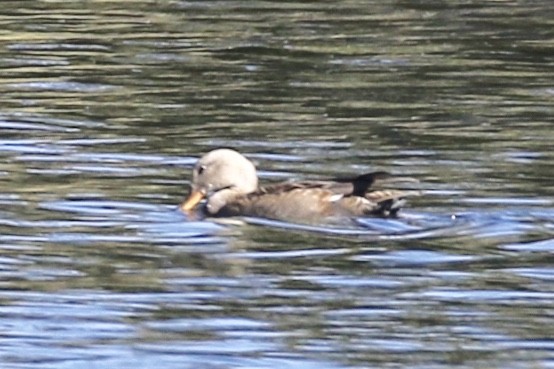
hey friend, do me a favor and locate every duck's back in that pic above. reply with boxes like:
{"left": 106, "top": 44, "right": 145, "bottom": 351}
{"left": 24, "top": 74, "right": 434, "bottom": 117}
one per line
{"left": 214, "top": 178, "right": 417, "bottom": 223}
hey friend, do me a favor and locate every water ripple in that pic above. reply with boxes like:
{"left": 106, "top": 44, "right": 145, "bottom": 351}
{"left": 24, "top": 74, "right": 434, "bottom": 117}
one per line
{"left": 7, "top": 81, "right": 118, "bottom": 92}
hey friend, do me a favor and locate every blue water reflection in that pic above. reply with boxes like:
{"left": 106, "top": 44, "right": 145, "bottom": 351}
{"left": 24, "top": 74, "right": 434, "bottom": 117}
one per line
{"left": 1, "top": 0, "right": 554, "bottom": 368}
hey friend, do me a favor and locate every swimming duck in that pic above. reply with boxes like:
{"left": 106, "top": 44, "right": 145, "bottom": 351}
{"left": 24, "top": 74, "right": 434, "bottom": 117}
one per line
{"left": 180, "top": 148, "right": 419, "bottom": 224}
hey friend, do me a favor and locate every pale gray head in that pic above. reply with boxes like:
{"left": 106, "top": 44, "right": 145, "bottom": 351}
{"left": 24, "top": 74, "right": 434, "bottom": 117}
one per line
{"left": 181, "top": 149, "right": 258, "bottom": 213}
{"left": 192, "top": 148, "right": 258, "bottom": 195}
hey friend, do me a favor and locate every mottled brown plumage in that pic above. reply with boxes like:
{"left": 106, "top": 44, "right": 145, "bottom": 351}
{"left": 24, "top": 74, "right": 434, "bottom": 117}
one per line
{"left": 180, "top": 149, "right": 420, "bottom": 224}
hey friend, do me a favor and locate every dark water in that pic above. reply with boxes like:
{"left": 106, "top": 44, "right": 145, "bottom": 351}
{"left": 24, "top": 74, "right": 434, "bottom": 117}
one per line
{"left": 1, "top": 1, "right": 554, "bottom": 368}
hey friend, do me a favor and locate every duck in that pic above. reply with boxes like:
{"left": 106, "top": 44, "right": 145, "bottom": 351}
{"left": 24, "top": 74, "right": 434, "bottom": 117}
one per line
{"left": 180, "top": 148, "right": 420, "bottom": 224}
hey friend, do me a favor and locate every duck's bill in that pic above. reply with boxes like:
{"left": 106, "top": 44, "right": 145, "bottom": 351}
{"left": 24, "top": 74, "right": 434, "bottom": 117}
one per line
{"left": 180, "top": 190, "right": 205, "bottom": 212}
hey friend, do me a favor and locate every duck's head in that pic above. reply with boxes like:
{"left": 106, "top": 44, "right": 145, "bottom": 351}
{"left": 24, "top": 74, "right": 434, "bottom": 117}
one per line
{"left": 180, "top": 149, "right": 258, "bottom": 213}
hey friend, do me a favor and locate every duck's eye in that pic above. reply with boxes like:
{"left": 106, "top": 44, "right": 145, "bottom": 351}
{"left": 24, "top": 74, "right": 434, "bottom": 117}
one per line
{"left": 197, "top": 165, "right": 206, "bottom": 175}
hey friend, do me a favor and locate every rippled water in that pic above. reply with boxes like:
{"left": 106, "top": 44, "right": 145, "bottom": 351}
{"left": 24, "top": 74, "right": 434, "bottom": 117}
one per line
{"left": 1, "top": 1, "right": 554, "bottom": 368}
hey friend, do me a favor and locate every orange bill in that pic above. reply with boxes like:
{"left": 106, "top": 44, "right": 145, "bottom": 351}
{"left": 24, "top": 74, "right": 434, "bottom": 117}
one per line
{"left": 180, "top": 190, "right": 205, "bottom": 212}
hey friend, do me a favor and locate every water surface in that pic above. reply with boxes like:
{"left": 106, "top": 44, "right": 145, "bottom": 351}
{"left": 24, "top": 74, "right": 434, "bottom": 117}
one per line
{"left": 1, "top": 1, "right": 554, "bottom": 368}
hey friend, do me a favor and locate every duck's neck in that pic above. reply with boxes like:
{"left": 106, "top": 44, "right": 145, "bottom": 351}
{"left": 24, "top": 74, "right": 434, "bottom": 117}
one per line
{"left": 206, "top": 188, "right": 247, "bottom": 214}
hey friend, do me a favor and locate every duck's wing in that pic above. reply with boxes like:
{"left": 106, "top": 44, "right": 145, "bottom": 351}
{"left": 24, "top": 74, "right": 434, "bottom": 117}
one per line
{"left": 253, "top": 180, "right": 326, "bottom": 195}
{"left": 216, "top": 174, "right": 420, "bottom": 220}
{"left": 329, "top": 171, "right": 419, "bottom": 196}
{"left": 337, "top": 188, "right": 421, "bottom": 217}
{"left": 331, "top": 172, "right": 421, "bottom": 217}
{"left": 255, "top": 171, "right": 418, "bottom": 197}
{"left": 223, "top": 184, "right": 346, "bottom": 222}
